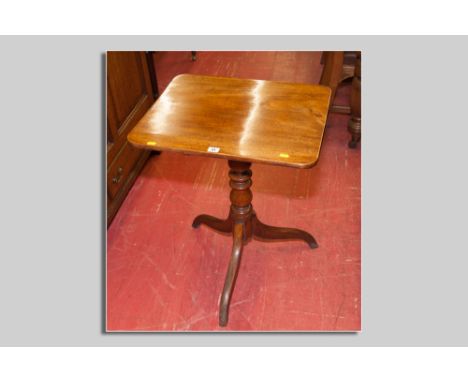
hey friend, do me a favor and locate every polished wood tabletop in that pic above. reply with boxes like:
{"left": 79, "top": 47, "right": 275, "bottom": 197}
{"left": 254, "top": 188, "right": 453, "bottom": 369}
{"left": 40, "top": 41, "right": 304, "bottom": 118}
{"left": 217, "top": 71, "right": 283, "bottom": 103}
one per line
{"left": 128, "top": 74, "right": 331, "bottom": 168}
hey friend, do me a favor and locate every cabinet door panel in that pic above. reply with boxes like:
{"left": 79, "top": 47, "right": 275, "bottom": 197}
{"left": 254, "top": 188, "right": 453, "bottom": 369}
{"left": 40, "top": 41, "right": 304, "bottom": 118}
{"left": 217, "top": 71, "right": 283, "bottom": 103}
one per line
{"left": 106, "top": 51, "right": 156, "bottom": 225}
{"left": 107, "top": 52, "right": 154, "bottom": 164}
{"left": 107, "top": 141, "right": 143, "bottom": 200}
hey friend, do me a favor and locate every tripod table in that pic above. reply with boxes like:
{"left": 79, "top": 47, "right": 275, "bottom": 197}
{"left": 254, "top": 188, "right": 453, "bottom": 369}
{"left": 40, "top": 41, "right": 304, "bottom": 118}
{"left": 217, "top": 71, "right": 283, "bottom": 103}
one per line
{"left": 128, "top": 74, "right": 331, "bottom": 326}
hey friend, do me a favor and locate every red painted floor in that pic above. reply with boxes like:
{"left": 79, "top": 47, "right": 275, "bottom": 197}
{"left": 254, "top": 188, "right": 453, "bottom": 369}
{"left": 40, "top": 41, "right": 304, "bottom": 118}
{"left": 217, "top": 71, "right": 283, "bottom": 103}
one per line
{"left": 107, "top": 52, "right": 361, "bottom": 331}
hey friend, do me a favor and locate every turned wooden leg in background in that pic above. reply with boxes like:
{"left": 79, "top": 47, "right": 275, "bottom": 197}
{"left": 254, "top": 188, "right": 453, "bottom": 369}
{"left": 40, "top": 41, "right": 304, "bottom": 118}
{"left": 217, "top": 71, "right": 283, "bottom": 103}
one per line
{"left": 348, "top": 52, "right": 361, "bottom": 148}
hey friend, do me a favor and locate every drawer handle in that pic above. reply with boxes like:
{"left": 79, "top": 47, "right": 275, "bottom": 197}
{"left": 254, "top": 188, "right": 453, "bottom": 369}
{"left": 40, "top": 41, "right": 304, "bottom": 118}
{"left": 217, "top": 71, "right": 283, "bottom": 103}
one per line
{"left": 112, "top": 167, "right": 123, "bottom": 184}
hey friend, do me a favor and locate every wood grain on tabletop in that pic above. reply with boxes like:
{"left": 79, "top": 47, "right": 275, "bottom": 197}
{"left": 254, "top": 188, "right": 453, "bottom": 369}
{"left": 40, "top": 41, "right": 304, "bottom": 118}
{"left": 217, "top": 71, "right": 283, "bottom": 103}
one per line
{"left": 128, "top": 74, "right": 331, "bottom": 168}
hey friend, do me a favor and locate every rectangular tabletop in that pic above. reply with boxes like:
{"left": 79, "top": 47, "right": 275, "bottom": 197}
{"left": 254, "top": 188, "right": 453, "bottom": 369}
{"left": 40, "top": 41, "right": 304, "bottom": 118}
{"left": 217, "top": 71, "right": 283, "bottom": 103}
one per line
{"left": 127, "top": 74, "right": 331, "bottom": 168}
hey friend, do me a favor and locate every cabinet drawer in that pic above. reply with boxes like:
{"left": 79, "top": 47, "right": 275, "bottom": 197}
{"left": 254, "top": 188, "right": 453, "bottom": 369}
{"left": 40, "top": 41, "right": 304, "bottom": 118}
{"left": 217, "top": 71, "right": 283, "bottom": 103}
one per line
{"left": 107, "top": 141, "right": 145, "bottom": 199}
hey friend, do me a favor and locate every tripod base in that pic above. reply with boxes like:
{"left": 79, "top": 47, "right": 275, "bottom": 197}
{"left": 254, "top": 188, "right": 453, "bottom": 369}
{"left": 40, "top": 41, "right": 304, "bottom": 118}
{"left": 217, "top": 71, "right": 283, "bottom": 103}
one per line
{"left": 192, "top": 211, "right": 317, "bottom": 249}
{"left": 192, "top": 160, "right": 318, "bottom": 326}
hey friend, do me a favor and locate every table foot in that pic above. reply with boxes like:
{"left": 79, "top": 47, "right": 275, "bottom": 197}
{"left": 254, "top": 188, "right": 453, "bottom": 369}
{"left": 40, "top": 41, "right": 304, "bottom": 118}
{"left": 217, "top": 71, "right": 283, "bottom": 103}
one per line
{"left": 252, "top": 213, "right": 318, "bottom": 249}
{"left": 219, "top": 222, "right": 244, "bottom": 326}
{"left": 192, "top": 214, "right": 232, "bottom": 234}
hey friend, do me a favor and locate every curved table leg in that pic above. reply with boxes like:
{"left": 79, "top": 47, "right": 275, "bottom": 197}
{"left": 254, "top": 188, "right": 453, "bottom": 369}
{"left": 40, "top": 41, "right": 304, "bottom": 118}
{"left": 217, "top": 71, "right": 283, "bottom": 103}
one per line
{"left": 252, "top": 214, "right": 318, "bottom": 249}
{"left": 219, "top": 222, "right": 244, "bottom": 326}
{"left": 192, "top": 214, "right": 232, "bottom": 234}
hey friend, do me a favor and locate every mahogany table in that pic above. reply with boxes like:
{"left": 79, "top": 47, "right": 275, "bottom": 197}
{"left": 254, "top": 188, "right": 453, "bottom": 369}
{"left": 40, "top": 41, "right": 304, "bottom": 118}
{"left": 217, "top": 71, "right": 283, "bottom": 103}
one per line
{"left": 128, "top": 74, "right": 331, "bottom": 326}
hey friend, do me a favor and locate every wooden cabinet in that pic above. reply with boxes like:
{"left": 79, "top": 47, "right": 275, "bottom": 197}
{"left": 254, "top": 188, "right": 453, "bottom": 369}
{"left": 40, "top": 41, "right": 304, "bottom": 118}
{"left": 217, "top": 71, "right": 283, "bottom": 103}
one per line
{"left": 107, "top": 52, "right": 156, "bottom": 226}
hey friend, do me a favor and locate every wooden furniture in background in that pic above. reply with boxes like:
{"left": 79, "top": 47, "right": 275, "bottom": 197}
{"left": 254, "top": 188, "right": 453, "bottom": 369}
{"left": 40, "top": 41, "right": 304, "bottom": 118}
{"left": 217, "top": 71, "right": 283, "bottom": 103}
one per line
{"left": 320, "top": 51, "right": 361, "bottom": 148}
{"left": 320, "top": 51, "right": 345, "bottom": 111}
{"left": 107, "top": 51, "right": 157, "bottom": 226}
{"left": 128, "top": 74, "right": 331, "bottom": 326}
{"left": 348, "top": 52, "right": 361, "bottom": 148}
{"left": 145, "top": 51, "right": 160, "bottom": 98}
